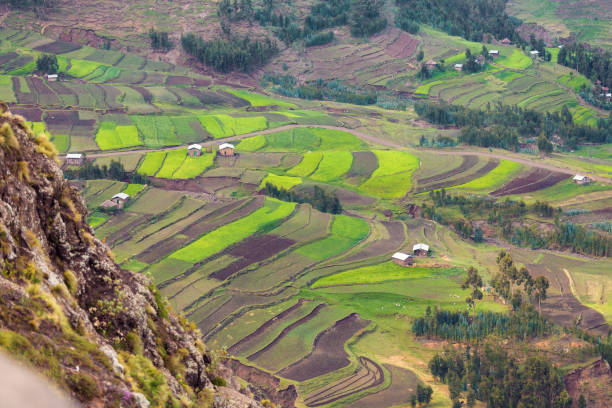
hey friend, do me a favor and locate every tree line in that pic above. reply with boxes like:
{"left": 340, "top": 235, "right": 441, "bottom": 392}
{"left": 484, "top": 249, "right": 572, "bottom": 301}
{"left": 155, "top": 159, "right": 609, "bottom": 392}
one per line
{"left": 64, "top": 159, "right": 148, "bottom": 184}
{"left": 261, "top": 73, "right": 409, "bottom": 110}
{"left": 422, "top": 189, "right": 611, "bottom": 257}
{"left": 414, "top": 102, "right": 612, "bottom": 150}
{"left": 428, "top": 345, "right": 572, "bottom": 408}
{"left": 263, "top": 183, "right": 342, "bottom": 214}
{"left": 395, "top": 0, "right": 524, "bottom": 44}
{"left": 149, "top": 29, "right": 173, "bottom": 51}
{"left": 558, "top": 42, "right": 612, "bottom": 89}
{"left": 181, "top": 33, "right": 278, "bottom": 73}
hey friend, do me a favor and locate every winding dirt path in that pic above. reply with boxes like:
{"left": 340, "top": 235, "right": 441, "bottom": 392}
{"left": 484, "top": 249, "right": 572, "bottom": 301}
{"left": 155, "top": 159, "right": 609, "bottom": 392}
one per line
{"left": 60, "top": 124, "right": 611, "bottom": 184}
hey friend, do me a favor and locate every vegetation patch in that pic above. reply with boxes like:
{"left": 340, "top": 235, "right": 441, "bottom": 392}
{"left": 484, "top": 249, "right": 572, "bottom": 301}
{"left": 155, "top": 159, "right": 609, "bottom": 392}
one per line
{"left": 453, "top": 159, "right": 523, "bottom": 191}
{"left": 297, "top": 214, "right": 369, "bottom": 260}
{"left": 259, "top": 173, "right": 303, "bottom": 190}
{"left": 310, "top": 151, "right": 353, "bottom": 182}
{"left": 169, "top": 198, "right": 295, "bottom": 264}
{"left": 137, "top": 151, "right": 166, "bottom": 176}
{"left": 287, "top": 152, "right": 323, "bottom": 177}
{"left": 359, "top": 151, "right": 420, "bottom": 198}
{"left": 95, "top": 121, "right": 140, "bottom": 150}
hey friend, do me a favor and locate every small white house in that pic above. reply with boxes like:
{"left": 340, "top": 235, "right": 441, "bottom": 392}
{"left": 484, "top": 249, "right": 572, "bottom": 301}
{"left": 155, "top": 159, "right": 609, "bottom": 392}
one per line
{"left": 454, "top": 63, "right": 463, "bottom": 71}
{"left": 218, "top": 142, "right": 235, "bottom": 157}
{"left": 392, "top": 252, "right": 414, "bottom": 266}
{"left": 111, "top": 193, "right": 130, "bottom": 208}
{"left": 413, "top": 243, "right": 430, "bottom": 256}
{"left": 66, "top": 153, "right": 83, "bottom": 166}
{"left": 489, "top": 50, "right": 500, "bottom": 58}
{"left": 530, "top": 50, "right": 540, "bottom": 56}
{"left": 47, "top": 74, "right": 58, "bottom": 82}
{"left": 188, "top": 144, "right": 203, "bottom": 157}
{"left": 573, "top": 175, "right": 591, "bottom": 185}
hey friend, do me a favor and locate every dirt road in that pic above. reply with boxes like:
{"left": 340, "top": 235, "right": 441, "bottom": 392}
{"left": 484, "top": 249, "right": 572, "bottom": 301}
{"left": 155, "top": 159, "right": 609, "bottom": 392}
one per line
{"left": 60, "top": 124, "right": 611, "bottom": 184}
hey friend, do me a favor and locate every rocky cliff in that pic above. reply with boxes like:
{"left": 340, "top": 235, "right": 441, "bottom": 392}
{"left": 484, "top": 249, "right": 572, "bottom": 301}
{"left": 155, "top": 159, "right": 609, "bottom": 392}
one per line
{"left": 0, "top": 103, "right": 262, "bottom": 407}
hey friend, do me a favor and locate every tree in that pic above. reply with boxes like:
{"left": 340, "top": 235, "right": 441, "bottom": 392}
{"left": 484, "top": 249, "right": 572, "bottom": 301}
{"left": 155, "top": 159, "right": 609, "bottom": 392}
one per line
{"left": 473, "top": 226, "right": 483, "bottom": 242}
{"left": 36, "top": 54, "right": 58, "bottom": 75}
{"left": 534, "top": 276, "right": 549, "bottom": 314}
{"left": 410, "top": 394, "right": 417, "bottom": 407}
{"left": 578, "top": 394, "right": 587, "bottom": 408}
{"left": 462, "top": 267, "right": 483, "bottom": 316}
{"left": 538, "top": 135, "right": 553, "bottom": 156}
{"left": 416, "top": 384, "right": 433, "bottom": 405}
{"left": 416, "top": 50, "right": 424, "bottom": 61}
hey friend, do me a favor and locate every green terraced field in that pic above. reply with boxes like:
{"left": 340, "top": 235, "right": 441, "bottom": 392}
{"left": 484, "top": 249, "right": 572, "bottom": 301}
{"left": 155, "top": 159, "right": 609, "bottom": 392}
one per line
{"left": 359, "top": 151, "right": 420, "bottom": 198}
{"left": 312, "top": 263, "right": 463, "bottom": 288}
{"left": 137, "top": 151, "right": 166, "bottom": 176}
{"left": 198, "top": 114, "right": 268, "bottom": 138}
{"left": 95, "top": 122, "right": 140, "bottom": 150}
{"left": 259, "top": 173, "right": 302, "bottom": 190}
{"left": 310, "top": 151, "right": 353, "bottom": 182}
{"left": 297, "top": 214, "right": 369, "bottom": 260}
{"left": 454, "top": 160, "right": 523, "bottom": 191}
{"left": 239, "top": 127, "right": 364, "bottom": 152}
{"left": 169, "top": 198, "right": 296, "bottom": 264}
{"left": 287, "top": 152, "right": 323, "bottom": 177}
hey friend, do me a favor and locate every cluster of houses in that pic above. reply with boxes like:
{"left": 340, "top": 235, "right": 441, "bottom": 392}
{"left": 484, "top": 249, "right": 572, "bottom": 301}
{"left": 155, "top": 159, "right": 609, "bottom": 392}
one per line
{"left": 391, "top": 243, "right": 430, "bottom": 267}
{"left": 91, "top": 142, "right": 236, "bottom": 210}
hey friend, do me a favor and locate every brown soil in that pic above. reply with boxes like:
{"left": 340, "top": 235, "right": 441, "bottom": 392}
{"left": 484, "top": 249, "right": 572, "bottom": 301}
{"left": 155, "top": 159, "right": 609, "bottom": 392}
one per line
{"left": 564, "top": 359, "right": 612, "bottom": 408}
{"left": 385, "top": 32, "right": 418, "bottom": 59}
{"left": 304, "top": 357, "right": 384, "bottom": 407}
{"left": 278, "top": 313, "right": 370, "bottom": 382}
{"left": 527, "top": 264, "right": 609, "bottom": 336}
{"left": 151, "top": 176, "right": 241, "bottom": 194}
{"left": 347, "top": 151, "right": 378, "bottom": 179}
{"left": 422, "top": 158, "right": 499, "bottom": 191}
{"left": 0, "top": 52, "right": 18, "bottom": 65}
{"left": 226, "top": 359, "right": 298, "bottom": 408}
{"left": 417, "top": 155, "right": 478, "bottom": 186}
{"left": 138, "top": 197, "right": 263, "bottom": 264}
{"left": 9, "top": 107, "right": 43, "bottom": 122}
{"left": 228, "top": 299, "right": 309, "bottom": 355}
{"left": 347, "top": 364, "right": 421, "bottom": 408}
{"left": 210, "top": 234, "right": 295, "bottom": 280}
{"left": 249, "top": 304, "right": 327, "bottom": 361}
{"left": 33, "top": 40, "right": 81, "bottom": 54}
{"left": 491, "top": 168, "right": 569, "bottom": 196}
{"left": 344, "top": 221, "right": 405, "bottom": 262}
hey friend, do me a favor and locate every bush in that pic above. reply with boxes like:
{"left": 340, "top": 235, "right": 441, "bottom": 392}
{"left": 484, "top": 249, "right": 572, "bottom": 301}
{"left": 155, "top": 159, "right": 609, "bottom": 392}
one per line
{"left": 36, "top": 54, "right": 58, "bottom": 75}
{"left": 67, "top": 372, "right": 99, "bottom": 402}
{"left": 211, "top": 376, "right": 227, "bottom": 387}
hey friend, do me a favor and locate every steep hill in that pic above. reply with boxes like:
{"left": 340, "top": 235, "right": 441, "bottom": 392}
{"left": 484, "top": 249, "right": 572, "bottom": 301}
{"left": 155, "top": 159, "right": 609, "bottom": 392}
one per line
{"left": 0, "top": 104, "right": 264, "bottom": 407}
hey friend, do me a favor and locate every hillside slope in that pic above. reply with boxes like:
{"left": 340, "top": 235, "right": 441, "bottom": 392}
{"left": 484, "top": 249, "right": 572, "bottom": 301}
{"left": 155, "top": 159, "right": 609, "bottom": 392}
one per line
{"left": 0, "top": 104, "right": 263, "bottom": 407}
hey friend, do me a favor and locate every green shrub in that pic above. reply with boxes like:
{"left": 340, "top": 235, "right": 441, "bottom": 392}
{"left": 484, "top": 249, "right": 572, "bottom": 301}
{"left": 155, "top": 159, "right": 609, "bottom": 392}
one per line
{"left": 63, "top": 270, "right": 78, "bottom": 295}
{"left": 67, "top": 372, "right": 99, "bottom": 401}
{"left": 211, "top": 376, "right": 226, "bottom": 387}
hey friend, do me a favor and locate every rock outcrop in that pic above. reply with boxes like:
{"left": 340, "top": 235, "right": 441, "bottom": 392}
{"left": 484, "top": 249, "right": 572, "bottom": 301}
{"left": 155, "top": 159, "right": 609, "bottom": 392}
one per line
{"left": 0, "top": 105, "right": 261, "bottom": 407}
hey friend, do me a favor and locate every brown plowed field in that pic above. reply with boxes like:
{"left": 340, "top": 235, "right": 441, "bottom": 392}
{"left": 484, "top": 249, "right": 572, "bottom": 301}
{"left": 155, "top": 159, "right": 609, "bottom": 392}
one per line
{"left": 0, "top": 52, "right": 18, "bottom": 65}
{"left": 385, "top": 32, "right": 418, "bottom": 59}
{"left": 344, "top": 221, "right": 405, "bottom": 262}
{"left": 210, "top": 234, "right": 295, "bottom": 280}
{"left": 491, "top": 168, "right": 569, "bottom": 196}
{"left": 347, "top": 151, "right": 378, "bottom": 179}
{"left": 10, "top": 107, "right": 43, "bottom": 122}
{"left": 417, "top": 155, "right": 478, "bottom": 186}
{"left": 421, "top": 158, "right": 500, "bottom": 192}
{"left": 527, "top": 263, "right": 609, "bottom": 336}
{"left": 248, "top": 304, "right": 327, "bottom": 361}
{"left": 279, "top": 313, "right": 370, "bottom": 382}
{"left": 228, "top": 299, "right": 309, "bottom": 355}
{"left": 34, "top": 41, "right": 81, "bottom": 54}
{"left": 347, "top": 364, "right": 421, "bottom": 408}
{"left": 137, "top": 197, "right": 263, "bottom": 264}
{"left": 305, "top": 357, "right": 384, "bottom": 407}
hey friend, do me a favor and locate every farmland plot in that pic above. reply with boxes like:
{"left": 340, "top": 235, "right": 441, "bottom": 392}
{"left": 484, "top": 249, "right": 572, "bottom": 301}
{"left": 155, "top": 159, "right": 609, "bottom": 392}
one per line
{"left": 95, "top": 121, "right": 140, "bottom": 150}
{"left": 359, "top": 151, "right": 420, "bottom": 198}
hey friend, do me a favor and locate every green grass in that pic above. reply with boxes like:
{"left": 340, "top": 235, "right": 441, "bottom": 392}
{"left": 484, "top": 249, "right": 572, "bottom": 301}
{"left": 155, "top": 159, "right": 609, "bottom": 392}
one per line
{"left": 87, "top": 211, "right": 109, "bottom": 228}
{"left": 225, "top": 89, "right": 296, "bottom": 108}
{"left": 67, "top": 59, "right": 105, "bottom": 78}
{"left": 558, "top": 73, "right": 591, "bottom": 92}
{"left": 495, "top": 49, "right": 532, "bottom": 69}
{"left": 259, "top": 173, "right": 302, "bottom": 190}
{"left": 198, "top": 114, "right": 268, "bottom": 138}
{"left": 131, "top": 116, "right": 180, "bottom": 147}
{"left": 239, "top": 127, "right": 364, "bottom": 152}
{"left": 359, "top": 151, "right": 420, "bottom": 198}
{"left": 122, "top": 184, "right": 146, "bottom": 197}
{"left": 310, "top": 151, "right": 353, "bottom": 182}
{"left": 0, "top": 75, "right": 16, "bottom": 103}
{"left": 156, "top": 149, "right": 187, "bottom": 178}
{"left": 297, "top": 215, "right": 369, "bottom": 261}
{"left": 415, "top": 80, "right": 443, "bottom": 96}
{"left": 519, "top": 179, "right": 611, "bottom": 203}
{"left": 95, "top": 122, "right": 141, "bottom": 150}
{"left": 311, "top": 262, "right": 462, "bottom": 288}
{"left": 137, "top": 151, "right": 166, "bottom": 176}
{"left": 493, "top": 71, "right": 523, "bottom": 82}
{"left": 453, "top": 160, "right": 523, "bottom": 191}
{"left": 173, "top": 153, "right": 215, "bottom": 179}
{"left": 169, "top": 198, "right": 296, "bottom": 264}
{"left": 50, "top": 134, "right": 69, "bottom": 153}
{"left": 287, "top": 152, "right": 323, "bottom": 177}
